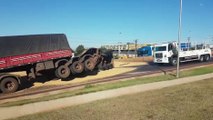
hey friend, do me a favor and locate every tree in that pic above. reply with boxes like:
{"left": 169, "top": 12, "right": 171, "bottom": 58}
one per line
{"left": 75, "top": 45, "right": 85, "bottom": 56}
{"left": 99, "top": 46, "right": 107, "bottom": 53}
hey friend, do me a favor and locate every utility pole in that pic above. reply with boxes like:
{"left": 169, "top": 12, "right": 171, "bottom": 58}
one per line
{"left": 134, "top": 39, "right": 138, "bottom": 57}
{"left": 177, "top": 0, "right": 182, "bottom": 78}
{"left": 127, "top": 42, "right": 130, "bottom": 57}
{"left": 118, "top": 32, "right": 122, "bottom": 58}
{"left": 187, "top": 37, "right": 190, "bottom": 51}
{"left": 118, "top": 42, "right": 121, "bottom": 58}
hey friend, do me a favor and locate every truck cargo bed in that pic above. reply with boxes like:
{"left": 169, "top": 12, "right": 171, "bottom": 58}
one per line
{"left": 0, "top": 34, "right": 72, "bottom": 70}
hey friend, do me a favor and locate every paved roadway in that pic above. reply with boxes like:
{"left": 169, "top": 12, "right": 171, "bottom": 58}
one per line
{"left": 0, "top": 60, "right": 213, "bottom": 100}
{"left": 132, "top": 60, "right": 213, "bottom": 74}
{"left": 100, "top": 60, "right": 213, "bottom": 81}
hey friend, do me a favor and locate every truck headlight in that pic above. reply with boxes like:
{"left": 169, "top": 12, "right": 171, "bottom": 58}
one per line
{"left": 164, "top": 55, "right": 167, "bottom": 58}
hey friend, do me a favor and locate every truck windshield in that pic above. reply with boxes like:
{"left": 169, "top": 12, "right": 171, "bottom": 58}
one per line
{"left": 155, "top": 46, "right": 166, "bottom": 51}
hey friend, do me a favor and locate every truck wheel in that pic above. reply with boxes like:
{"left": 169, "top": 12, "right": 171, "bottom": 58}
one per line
{"left": 98, "top": 63, "right": 104, "bottom": 70}
{"left": 204, "top": 55, "right": 210, "bottom": 62}
{"left": 200, "top": 55, "right": 204, "bottom": 62}
{"left": 170, "top": 57, "right": 177, "bottom": 66}
{"left": 0, "top": 77, "right": 19, "bottom": 93}
{"left": 102, "top": 63, "right": 109, "bottom": 70}
{"left": 84, "top": 58, "right": 95, "bottom": 71}
{"left": 108, "top": 64, "right": 113, "bottom": 69}
{"left": 55, "top": 65, "right": 70, "bottom": 79}
{"left": 106, "top": 64, "right": 111, "bottom": 70}
{"left": 70, "top": 61, "right": 84, "bottom": 74}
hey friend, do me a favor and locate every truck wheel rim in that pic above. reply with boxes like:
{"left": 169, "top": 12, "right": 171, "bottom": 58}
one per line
{"left": 201, "top": 56, "right": 204, "bottom": 61}
{"left": 5, "top": 81, "right": 15, "bottom": 90}
{"left": 87, "top": 62, "right": 91, "bottom": 67}
{"left": 61, "top": 68, "right": 67, "bottom": 74}
{"left": 206, "top": 56, "right": 209, "bottom": 61}
{"left": 173, "top": 59, "right": 177, "bottom": 64}
{"left": 75, "top": 64, "right": 82, "bottom": 70}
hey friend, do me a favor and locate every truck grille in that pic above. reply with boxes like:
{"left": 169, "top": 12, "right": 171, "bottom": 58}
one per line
{"left": 155, "top": 53, "right": 163, "bottom": 58}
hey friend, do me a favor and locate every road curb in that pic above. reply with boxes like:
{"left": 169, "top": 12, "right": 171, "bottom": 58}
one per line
{"left": 0, "top": 73, "right": 213, "bottom": 120}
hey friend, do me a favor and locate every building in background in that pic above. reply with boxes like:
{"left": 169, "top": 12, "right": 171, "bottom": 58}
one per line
{"left": 101, "top": 43, "right": 152, "bottom": 58}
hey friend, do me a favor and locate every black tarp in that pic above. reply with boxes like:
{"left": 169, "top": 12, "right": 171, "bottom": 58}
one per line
{"left": 0, "top": 34, "right": 71, "bottom": 58}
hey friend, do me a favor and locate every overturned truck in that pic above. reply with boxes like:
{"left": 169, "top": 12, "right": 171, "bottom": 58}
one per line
{"left": 0, "top": 34, "right": 113, "bottom": 93}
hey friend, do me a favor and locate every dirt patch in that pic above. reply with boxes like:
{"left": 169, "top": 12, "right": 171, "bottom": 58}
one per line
{"left": 32, "top": 61, "right": 147, "bottom": 87}
{"left": 115, "top": 57, "right": 153, "bottom": 62}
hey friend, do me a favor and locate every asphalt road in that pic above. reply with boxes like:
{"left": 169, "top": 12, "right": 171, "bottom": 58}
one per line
{"left": 0, "top": 60, "right": 213, "bottom": 100}
{"left": 128, "top": 60, "right": 213, "bottom": 75}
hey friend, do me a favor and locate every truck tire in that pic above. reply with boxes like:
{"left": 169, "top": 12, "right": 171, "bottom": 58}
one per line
{"left": 204, "top": 55, "right": 210, "bottom": 62}
{"left": 102, "top": 64, "right": 107, "bottom": 70}
{"left": 102, "top": 63, "right": 109, "bottom": 70}
{"left": 0, "top": 77, "right": 19, "bottom": 93}
{"left": 55, "top": 65, "right": 71, "bottom": 79}
{"left": 106, "top": 64, "right": 111, "bottom": 70}
{"left": 84, "top": 58, "right": 95, "bottom": 71}
{"left": 108, "top": 64, "right": 113, "bottom": 69}
{"left": 170, "top": 57, "right": 177, "bottom": 66}
{"left": 200, "top": 55, "right": 204, "bottom": 62}
{"left": 70, "top": 61, "right": 84, "bottom": 74}
{"left": 98, "top": 63, "right": 104, "bottom": 70}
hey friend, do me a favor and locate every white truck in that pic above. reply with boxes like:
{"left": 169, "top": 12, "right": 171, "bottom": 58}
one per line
{"left": 153, "top": 42, "right": 212, "bottom": 65}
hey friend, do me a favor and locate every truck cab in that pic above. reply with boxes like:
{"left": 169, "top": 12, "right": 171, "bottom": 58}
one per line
{"left": 154, "top": 43, "right": 177, "bottom": 64}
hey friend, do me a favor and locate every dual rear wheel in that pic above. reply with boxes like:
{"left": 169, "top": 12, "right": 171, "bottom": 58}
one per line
{"left": 55, "top": 65, "right": 71, "bottom": 79}
{"left": 200, "top": 55, "right": 210, "bottom": 62}
{"left": 70, "top": 58, "right": 95, "bottom": 74}
{"left": 55, "top": 58, "right": 96, "bottom": 78}
{"left": 70, "top": 61, "right": 84, "bottom": 74}
{"left": 204, "top": 55, "right": 210, "bottom": 61}
{"left": 84, "top": 58, "right": 95, "bottom": 71}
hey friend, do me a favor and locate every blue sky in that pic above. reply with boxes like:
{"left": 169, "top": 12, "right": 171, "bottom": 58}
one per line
{"left": 0, "top": 0, "right": 213, "bottom": 49}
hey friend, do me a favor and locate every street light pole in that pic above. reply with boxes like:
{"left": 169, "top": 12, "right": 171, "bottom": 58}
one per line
{"left": 118, "top": 42, "right": 121, "bottom": 57}
{"left": 187, "top": 37, "right": 190, "bottom": 51}
{"left": 177, "top": 0, "right": 182, "bottom": 78}
{"left": 134, "top": 39, "right": 138, "bottom": 57}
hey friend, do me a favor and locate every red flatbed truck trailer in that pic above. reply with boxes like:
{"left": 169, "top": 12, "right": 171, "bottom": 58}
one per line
{"left": 0, "top": 34, "right": 73, "bottom": 93}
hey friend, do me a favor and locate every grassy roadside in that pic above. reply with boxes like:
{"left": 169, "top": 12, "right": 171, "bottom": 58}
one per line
{"left": 1, "top": 65, "right": 213, "bottom": 107}
{"left": 13, "top": 77, "right": 213, "bottom": 120}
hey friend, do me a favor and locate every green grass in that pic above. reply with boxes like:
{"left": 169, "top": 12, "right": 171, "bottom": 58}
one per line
{"left": 13, "top": 78, "right": 213, "bottom": 120}
{"left": 180, "top": 66, "right": 213, "bottom": 77}
{"left": 1, "top": 65, "right": 213, "bottom": 107}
